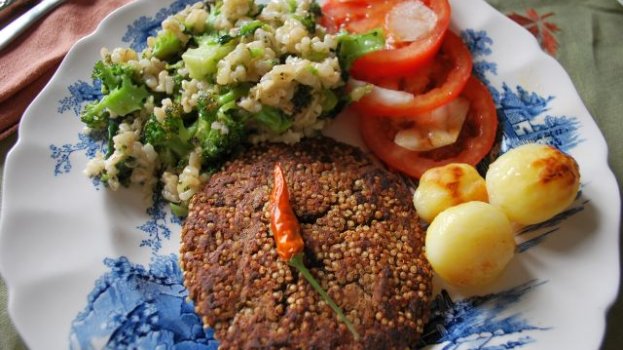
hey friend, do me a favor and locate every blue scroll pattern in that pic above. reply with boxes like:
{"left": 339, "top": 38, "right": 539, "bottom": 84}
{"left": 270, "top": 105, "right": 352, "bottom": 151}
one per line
{"left": 123, "top": 0, "right": 199, "bottom": 51}
{"left": 69, "top": 255, "right": 218, "bottom": 350}
{"left": 420, "top": 281, "right": 549, "bottom": 349}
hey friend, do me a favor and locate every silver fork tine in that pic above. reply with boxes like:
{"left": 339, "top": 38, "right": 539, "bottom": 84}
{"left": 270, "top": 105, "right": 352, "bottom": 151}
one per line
{"left": 0, "top": 0, "right": 66, "bottom": 52}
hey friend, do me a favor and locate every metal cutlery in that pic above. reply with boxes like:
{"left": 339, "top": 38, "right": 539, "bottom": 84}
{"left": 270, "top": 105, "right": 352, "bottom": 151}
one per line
{"left": 0, "top": 0, "right": 66, "bottom": 52}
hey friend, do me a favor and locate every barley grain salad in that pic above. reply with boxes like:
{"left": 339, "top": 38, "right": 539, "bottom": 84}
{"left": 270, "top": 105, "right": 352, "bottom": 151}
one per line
{"left": 81, "top": 0, "right": 381, "bottom": 214}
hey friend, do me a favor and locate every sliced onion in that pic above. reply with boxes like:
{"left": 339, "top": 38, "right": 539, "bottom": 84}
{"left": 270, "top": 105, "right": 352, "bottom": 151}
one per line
{"left": 349, "top": 78, "right": 415, "bottom": 105}
{"left": 385, "top": 0, "right": 438, "bottom": 43}
{"left": 394, "top": 97, "right": 470, "bottom": 151}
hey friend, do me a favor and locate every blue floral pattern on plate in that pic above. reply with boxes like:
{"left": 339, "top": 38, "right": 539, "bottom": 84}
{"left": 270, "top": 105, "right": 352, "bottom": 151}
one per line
{"left": 69, "top": 255, "right": 218, "bottom": 350}
{"left": 52, "top": 3, "right": 587, "bottom": 348}
{"left": 57, "top": 80, "right": 102, "bottom": 116}
{"left": 462, "top": 29, "right": 582, "bottom": 153}
{"left": 50, "top": 132, "right": 105, "bottom": 176}
{"left": 123, "top": 0, "right": 199, "bottom": 51}
{"left": 421, "top": 280, "right": 549, "bottom": 349}
{"left": 137, "top": 190, "right": 173, "bottom": 252}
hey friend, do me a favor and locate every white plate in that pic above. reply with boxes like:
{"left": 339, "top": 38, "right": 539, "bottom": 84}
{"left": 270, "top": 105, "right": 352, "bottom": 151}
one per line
{"left": 0, "top": 0, "right": 620, "bottom": 349}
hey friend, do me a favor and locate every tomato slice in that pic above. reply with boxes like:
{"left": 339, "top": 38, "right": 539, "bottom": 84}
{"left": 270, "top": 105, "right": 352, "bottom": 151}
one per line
{"left": 359, "top": 76, "right": 498, "bottom": 179}
{"left": 321, "top": 0, "right": 405, "bottom": 35}
{"left": 352, "top": 31, "right": 473, "bottom": 117}
{"left": 350, "top": 0, "right": 451, "bottom": 80}
{"left": 321, "top": 0, "right": 451, "bottom": 79}
{"left": 320, "top": 0, "right": 373, "bottom": 34}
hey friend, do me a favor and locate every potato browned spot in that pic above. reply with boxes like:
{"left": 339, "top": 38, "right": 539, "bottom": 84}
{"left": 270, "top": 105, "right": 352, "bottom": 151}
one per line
{"left": 413, "top": 163, "right": 488, "bottom": 223}
{"left": 486, "top": 143, "right": 580, "bottom": 225}
{"left": 180, "top": 137, "right": 433, "bottom": 349}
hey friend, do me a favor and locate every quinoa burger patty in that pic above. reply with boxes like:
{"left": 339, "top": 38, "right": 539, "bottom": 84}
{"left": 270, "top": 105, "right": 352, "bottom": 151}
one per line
{"left": 180, "top": 136, "right": 433, "bottom": 349}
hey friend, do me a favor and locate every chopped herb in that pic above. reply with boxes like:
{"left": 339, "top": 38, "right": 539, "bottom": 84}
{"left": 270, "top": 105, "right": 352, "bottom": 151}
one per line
{"left": 292, "top": 84, "right": 313, "bottom": 114}
{"left": 217, "top": 34, "right": 236, "bottom": 45}
{"left": 240, "top": 20, "right": 264, "bottom": 36}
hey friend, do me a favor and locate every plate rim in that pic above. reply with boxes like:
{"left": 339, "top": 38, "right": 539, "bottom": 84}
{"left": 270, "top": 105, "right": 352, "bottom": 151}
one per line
{"left": 0, "top": 0, "right": 620, "bottom": 348}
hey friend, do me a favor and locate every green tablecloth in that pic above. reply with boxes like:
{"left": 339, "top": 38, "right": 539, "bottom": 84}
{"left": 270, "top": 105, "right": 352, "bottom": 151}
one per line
{"left": 1, "top": 0, "right": 622, "bottom": 349}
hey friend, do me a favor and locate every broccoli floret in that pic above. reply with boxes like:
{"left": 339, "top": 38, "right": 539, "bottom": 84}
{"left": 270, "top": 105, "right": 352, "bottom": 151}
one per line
{"left": 142, "top": 89, "right": 248, "bottom": 169}
{"left": 182, "top": 35, "right": 236, "bottom": 80}
{"left": 218, "top": 84, "right": 251, "bottom": 105}
{"left": 152, "top": 30, "right": 184, "bottom": 60}
{"left": 141, "top": 87, "right": 251, "bottom": 170}
{"left": 253, "top": 105, "right": 292, "bottom": 134}
{"left": 200, "top": 112, "right": 246, "bottom": 163}
{"left": 197, "top": 92, "right": 221, "bottom": 118}
{"left": 92, "top": 60, "right": 140, "bottom": 94}
{"left": 92, "top": 60, "right": 120, "bottom": 94}
{"left": 99, "top": 158, "right": 133, "bottom": 187}
{"left": 81, "top": 61, "right": 149, "bottom": 129}
{"left": 143, "top": 104, "right": 194, "bottom": 169}
{"left": 186, "top": 96, "right": 216, "bottom": 148}
{"left": 105, "top": 118, "right": 120, "bottom": 158}
{"left": 337, "top": 29, "right": 386, "bottom": 71}
{"left": 144, "top": 117, "right": 193, "bottom": 157}
{"left": 81, "top": 102, "right": 110, "bottom": 130}
{"left": 239, "top": 20, "right": 265, "bottom": 36}
{"left": 105, "top": 76, "right": 149, "bottom": 115}
{"left": 116, "top": 158, "right": 134, "bottom": 187}
{"left": 194, "top": 96, "right": 247, "bottom": 163}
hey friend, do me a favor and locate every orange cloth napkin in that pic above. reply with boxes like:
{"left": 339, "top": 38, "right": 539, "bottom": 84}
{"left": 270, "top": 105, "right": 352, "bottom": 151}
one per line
{"left": 0, "top": 0, "right": 133, "bottom": 140}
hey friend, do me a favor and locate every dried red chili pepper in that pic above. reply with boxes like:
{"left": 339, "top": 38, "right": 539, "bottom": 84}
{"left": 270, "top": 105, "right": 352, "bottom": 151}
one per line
{"left": 270, "top": 163, "right": 305, "bottom": 261}
{"left": 270, "top": 163, "right": 360, "bottom": 341}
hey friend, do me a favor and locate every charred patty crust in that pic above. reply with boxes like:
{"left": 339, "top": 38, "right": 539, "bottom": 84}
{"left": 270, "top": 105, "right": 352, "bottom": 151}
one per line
{"left": 180, "top": 137, "right": 433, "bottom": 349}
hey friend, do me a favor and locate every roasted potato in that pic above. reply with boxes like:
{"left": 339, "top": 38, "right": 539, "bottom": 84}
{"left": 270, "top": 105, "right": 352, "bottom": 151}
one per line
{"left": 486, "top": 143, "right": 580, "bottom": 225}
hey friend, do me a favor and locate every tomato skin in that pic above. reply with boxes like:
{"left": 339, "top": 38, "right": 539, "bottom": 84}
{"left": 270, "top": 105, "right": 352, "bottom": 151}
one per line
{"left": 353, "top": 31, "right": 473, "bottom": 117}
{"left": 359, "top": 76, "right": 498, "bottom": 179}
{"left": 349, "top": 0, "right": 451, "bottom": 80}
{"left": 320, "top": 0, "right": 372, "bottom": 33}
{"left": 321, "top": 0, "right": 403, "bottom": 34}
{"left": 321, "top": 0, "right": 450, "bottom": 79}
